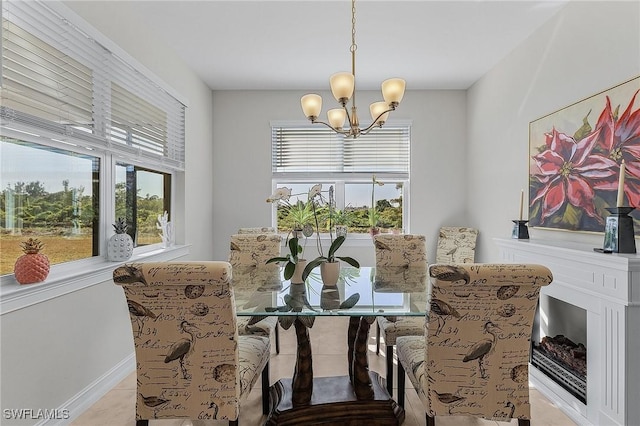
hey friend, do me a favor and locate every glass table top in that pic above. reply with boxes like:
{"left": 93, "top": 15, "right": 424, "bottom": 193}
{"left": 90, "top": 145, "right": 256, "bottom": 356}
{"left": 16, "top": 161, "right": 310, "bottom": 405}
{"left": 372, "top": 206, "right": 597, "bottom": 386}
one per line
{"left": 232, "top": 265, "right": 428, "bottom": 317}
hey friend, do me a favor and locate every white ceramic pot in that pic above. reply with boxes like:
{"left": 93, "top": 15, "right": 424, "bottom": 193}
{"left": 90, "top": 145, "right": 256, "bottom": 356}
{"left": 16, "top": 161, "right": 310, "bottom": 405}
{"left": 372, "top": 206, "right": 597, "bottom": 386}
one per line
{"left": 291, "top": 259, "right": 307, "bottom": 284}
{"left": 320, "top": 261, "right": 340, "bottom": 286}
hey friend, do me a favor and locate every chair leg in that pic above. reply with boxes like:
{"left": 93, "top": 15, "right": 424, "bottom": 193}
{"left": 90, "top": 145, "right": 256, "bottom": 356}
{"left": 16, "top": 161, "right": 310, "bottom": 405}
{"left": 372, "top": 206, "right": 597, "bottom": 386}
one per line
{"left": 262, "top": 361, "right": 270, "bottom": 414}
{"left": 136, "top": 421, "right": 149, "bottom": 426}
{"left": 517, "top": 420, "right": 531, "bottom": 426}
{"left": 376, "top": 321, "right": 381, "bottom": 355}
{"left": 229, "top": 420, "right": 238, "bottom": 426}
{"left": 275, "top": 323, "right": 280, "bottom": 354}
{"left": 386, "top": 345, "right": 394, "bottom": 396}
{"left": 397, "top": 359, "right": 405, "bottom": 408}
{"left": 426, "top": 414, "right": 435, "bottom": 426}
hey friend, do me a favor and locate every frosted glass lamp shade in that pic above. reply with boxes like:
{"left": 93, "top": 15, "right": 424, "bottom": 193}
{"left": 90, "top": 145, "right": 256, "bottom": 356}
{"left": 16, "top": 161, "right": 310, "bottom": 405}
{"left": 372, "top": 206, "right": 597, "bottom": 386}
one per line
{"left": 330, "top": 72, "right": 355, "bottom": 104}
{"left": 370, "top": 101, "right": 390, "bottom": 124}
{"left": 328, "top": 108, "right": 347, "bottom": 129}
{"left": 301, "top": 94, "right": 323, "bottom": 119}
{"left": 381, "top": 78, "right": 406, "bottom": 105}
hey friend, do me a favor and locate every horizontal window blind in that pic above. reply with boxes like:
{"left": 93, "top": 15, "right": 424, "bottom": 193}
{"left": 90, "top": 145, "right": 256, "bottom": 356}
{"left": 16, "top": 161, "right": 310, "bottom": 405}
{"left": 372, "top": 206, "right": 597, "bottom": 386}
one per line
{"left": 272, "top": 124, "right": 410, "bottom": 175}
{"left": 1, "top": 0, "right": 185, "bottom": 170}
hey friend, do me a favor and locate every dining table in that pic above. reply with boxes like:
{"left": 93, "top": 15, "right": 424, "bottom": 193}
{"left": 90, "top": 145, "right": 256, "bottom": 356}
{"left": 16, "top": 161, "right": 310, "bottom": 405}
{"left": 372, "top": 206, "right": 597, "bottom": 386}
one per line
{"left": 232, "top": 264, "right": 428, "bottom": 426}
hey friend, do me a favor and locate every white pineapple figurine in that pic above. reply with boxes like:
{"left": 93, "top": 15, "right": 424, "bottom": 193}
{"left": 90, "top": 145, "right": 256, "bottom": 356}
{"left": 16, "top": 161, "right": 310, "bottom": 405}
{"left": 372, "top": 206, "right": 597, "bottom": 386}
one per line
{"left": 108, "top": 217, "right": 134, "bottom": 261}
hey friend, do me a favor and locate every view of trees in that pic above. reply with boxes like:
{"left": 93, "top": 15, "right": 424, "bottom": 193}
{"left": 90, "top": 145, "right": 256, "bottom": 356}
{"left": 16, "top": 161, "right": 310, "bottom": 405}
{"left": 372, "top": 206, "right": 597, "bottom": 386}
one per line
{"left": 277, "top": 196, "right": 403, "bottom": 234}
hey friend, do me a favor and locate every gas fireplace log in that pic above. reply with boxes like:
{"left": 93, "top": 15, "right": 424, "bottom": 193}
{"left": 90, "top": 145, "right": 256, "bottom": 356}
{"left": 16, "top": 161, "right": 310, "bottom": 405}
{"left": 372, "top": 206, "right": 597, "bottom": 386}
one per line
{"left": 539, "top": 335, "right": 587, "bottom": 377}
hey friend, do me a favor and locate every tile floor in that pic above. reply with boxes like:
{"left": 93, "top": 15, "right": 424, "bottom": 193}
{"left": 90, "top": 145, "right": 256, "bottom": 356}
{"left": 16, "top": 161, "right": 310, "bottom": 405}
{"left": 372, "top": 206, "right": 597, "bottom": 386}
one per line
{"left": 71, "top": 317, "right": 576, "bottom": 426}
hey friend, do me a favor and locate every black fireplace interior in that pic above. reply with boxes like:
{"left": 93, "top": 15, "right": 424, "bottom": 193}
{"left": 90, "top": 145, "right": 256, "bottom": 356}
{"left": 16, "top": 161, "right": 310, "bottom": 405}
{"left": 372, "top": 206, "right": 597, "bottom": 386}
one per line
{"left": 531, "top": 295, "right": 587, "bottom": 403}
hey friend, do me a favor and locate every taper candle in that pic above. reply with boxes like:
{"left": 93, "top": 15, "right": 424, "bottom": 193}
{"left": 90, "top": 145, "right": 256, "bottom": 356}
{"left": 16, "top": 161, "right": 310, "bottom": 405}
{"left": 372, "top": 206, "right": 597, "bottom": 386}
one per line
{"left": 617, "top": 160, "right": 626, "bottom": 207}
{"left": 519, "top": 189, "right": 524, "bottom": 221}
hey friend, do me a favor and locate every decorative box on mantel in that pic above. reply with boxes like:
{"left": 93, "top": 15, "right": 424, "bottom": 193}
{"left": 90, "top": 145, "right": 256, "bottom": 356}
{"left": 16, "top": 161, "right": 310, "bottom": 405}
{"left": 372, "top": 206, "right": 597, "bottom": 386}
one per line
{"left": 494, "top": 238, "right": 640, "bottom": 426}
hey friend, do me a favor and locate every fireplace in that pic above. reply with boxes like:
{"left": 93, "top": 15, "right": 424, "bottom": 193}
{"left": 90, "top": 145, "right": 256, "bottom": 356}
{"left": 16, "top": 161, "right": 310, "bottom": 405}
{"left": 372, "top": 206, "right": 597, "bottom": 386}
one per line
{"left": 531, "top": 296, "right": 587, "bottom": 403}
{"left": 495, "top": 238, "right": 640, "bottom": 426}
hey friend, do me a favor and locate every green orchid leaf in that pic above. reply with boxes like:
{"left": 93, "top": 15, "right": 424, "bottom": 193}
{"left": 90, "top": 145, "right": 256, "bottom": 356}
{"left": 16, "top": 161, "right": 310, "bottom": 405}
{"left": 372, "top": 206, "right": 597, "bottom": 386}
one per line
{"left": 278, "top": 316, "right": 295, "bottom": 330}
{"left": 327, "top": 235, "right": 345, "bottom": 259}
{"left": 302, "top": 257, "right": 327, "bottom": 282}
{"left": 283, "top": 262, "right": 296, "bottom": 280}
{"left": 299, "top": 316, "right": 315, "bottom": 328}
{"left": 288, "top": 237, "right": 299, "bottom": 257}
{"left": 337, "top": 256, "right": 360, "bottom": 268}
{"left": 265, "top": 257, "right": 288, "bottom": 264}
{"left": 339, "top": 293, "right": 360, "bottom": 309}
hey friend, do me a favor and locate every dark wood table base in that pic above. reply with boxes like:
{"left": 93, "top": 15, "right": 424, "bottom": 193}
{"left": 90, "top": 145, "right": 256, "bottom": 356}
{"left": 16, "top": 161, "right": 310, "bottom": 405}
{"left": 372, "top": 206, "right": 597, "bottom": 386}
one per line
{"left": 265, "top": 372, "right": 404, "bottom": 426}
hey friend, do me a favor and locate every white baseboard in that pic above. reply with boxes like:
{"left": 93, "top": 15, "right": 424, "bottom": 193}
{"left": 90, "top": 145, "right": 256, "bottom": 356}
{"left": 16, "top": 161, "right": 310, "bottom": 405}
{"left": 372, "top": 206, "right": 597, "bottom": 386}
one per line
{"left": 35, "top": 352, "right": 135, "bottom": 426}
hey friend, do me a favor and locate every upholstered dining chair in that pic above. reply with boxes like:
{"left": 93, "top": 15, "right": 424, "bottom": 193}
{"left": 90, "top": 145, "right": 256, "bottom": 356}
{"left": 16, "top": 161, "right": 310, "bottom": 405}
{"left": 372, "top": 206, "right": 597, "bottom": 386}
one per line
{"left": 113, "top": 261, "right": 271, "bottom": 426}
{"left": 375, "top": 228, "right": 479, "bottom": 393}
{"left": 435, "top": 226, "right": 479, "bottom": 264}
{"left": 238, "top": 226, "right": 276, "bottom": 234}
{"left": 395, "top": 263, "right": 553, "bottom": 426}
{"left": 373, "top": 233, "right": 427, "bottom": 395}
{"left": 229, "top": 233, "right": 282, "bottom": 353}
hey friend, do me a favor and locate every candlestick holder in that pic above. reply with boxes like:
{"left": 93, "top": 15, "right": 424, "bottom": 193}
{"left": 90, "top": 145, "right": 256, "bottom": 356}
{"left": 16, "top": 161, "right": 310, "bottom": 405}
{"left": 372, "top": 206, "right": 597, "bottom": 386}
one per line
{"left": 602, "top": 207, "right": 636, "bottom": 253}
{"left": 512, "top": 220, "right": 530, "bottom": 239}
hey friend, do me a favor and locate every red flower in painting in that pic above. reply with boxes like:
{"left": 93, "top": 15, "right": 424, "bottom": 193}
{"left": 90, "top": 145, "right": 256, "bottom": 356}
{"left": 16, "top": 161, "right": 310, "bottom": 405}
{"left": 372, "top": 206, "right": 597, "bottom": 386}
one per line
{"left": 531, "top": 127, "right": 618, "bottom": 223}
{"left": 594, "top": 89, "right": 640, "bottom": 206}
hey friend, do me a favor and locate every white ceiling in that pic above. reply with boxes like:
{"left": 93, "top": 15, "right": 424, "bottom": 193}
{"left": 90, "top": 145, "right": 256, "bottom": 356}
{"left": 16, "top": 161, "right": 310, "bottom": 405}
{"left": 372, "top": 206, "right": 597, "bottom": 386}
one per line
{"left": 69, "top": 0, "right": 569, "bottom": 91}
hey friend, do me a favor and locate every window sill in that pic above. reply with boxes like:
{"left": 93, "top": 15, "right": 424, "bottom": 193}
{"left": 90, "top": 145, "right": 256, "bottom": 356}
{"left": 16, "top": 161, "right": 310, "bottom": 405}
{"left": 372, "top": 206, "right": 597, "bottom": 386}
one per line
{"left": 0, "top": 244, "right": 190, "bottom": 315}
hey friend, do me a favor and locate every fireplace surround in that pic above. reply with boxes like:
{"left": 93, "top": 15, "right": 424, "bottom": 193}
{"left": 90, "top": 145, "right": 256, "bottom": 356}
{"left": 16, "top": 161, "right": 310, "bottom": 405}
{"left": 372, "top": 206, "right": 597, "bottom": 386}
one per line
{"left": 495, "top": 238, "right": 640, "bottom": 426}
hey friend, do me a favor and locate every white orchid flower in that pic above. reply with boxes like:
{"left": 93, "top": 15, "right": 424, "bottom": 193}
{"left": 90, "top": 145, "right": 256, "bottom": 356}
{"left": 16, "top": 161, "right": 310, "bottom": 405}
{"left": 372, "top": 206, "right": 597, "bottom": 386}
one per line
{"left": 308, "top": 184, "right": 322, "bottom": 199}
{"left": 266, "top": 187, "right": 292, "bottom": 203}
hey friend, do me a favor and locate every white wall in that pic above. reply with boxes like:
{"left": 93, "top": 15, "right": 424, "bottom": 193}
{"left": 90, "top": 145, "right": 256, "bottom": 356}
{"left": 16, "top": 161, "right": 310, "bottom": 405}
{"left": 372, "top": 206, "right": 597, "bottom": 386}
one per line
{"left": 467, "top": 1, "right": 640, "bottom": 261}
{"left": 0, "top": 3, "right": 216, "bottom": 424}
{"left": 211, "top": 89, "right": 469, "bottom": 265}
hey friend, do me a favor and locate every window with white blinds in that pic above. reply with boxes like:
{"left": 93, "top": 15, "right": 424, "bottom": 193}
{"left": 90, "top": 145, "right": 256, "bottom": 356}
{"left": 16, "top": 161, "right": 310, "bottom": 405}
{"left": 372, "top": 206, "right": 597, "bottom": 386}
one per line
{"left": 1, "top": 0, "right": 185, "bottom": 169}
{"left": 271, "top": 123, "right": 410, "bottom": 176}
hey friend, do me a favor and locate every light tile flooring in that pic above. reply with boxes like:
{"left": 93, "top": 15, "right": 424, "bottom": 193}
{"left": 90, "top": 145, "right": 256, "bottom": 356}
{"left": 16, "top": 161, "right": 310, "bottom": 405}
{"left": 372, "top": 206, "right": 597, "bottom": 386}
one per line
{"left": 72, "top": 317, "right": 576, "bottom": 426}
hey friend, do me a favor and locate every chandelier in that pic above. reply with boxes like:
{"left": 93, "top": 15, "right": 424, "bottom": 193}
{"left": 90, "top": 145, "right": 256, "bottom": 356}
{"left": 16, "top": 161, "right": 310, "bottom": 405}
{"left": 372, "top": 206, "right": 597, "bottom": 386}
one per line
{"left": 300, "top": 0, "right": 406, "bottom": 139}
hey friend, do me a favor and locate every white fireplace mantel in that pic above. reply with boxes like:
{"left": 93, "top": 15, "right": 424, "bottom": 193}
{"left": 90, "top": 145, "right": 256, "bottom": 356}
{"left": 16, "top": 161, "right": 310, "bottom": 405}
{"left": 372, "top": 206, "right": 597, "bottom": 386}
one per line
{"left": 495, "top": 238, "right": 640, "bottom": 426}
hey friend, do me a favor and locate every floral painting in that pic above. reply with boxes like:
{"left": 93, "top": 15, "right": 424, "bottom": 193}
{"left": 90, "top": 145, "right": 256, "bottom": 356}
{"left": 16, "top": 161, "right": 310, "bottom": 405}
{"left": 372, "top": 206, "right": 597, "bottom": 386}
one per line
{"left": 529, "top": 76, "right": 640, "bottom": 234}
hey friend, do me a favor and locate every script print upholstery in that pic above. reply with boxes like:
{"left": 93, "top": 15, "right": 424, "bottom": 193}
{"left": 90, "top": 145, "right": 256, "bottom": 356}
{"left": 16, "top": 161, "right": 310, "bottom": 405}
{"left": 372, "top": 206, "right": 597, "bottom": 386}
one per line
{"left": 396, "top": 263, "right": 552, "bottom": 422}
{"left": 435, "top": 226, "right": 479, "bottom": 264}
{"left": 228, "top": 234, "right": 281, "bottom": 337}
{"left": 237, "top": 227, "right": 276, "bottom": 234}
{"left": 113, "top": 261, "right": 270, "bottom": 421}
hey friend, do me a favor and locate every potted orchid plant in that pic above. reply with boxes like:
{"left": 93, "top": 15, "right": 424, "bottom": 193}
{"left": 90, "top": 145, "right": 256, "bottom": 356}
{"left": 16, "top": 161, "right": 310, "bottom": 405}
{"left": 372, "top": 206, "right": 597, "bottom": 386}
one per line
{"left": 301, "top": 184, "right": 360, "bottom": 285}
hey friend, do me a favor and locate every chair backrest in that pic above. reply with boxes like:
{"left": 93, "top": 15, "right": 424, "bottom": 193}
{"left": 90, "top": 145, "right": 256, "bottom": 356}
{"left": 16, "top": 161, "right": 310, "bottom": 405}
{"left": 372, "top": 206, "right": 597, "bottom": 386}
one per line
{"left": 113, "top": 261, "right": 241, "bottom": 421}
{"left": 238, "top": 226, "right": 276, "bottom": 234}
{"left": 373, "top": 234, "right": 427, "bottom": 267}
{"left": 435, "top": 226, "right": 478, "bottom": 264}
{"left": 419, "top": 263, "right": 552, "bottom": 421}
{"left": 229, "top": 233, "right": 282, "bottom": 267}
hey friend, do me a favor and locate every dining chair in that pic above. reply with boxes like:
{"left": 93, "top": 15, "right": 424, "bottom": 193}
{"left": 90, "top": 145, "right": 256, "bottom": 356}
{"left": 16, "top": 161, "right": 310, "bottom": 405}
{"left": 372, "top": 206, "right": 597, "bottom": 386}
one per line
{"left": 395, "top": 263, "right": 553, "bottom": 425}
{"left": 229, "top": 233, "right": 283, "bottom": 353}
{"left": 113, "top": 261, "right": 271, "bottom": 425}
{"left": 373, "top": 233, "right": 427, "bottom": 396}
{"left": 375, "top": 228, "right": 479, "bottom": 394}
{"left": 435, "top": 226, "right": 479, "bottom": 264}
{"left": 238, "top": 226, "right": 276, "bottom": 234}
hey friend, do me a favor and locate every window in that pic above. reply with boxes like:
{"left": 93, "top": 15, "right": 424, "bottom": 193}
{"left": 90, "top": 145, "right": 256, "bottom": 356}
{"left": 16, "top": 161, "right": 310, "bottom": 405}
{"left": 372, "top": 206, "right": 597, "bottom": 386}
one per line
{"left": 115, "top": 163, "right": 171, "bottom": 246}
{"left": 0, "top": 0, "right": 185, "bottom": 277}
{"left": 271, "top": 122, "right": 410, "bottom": 234}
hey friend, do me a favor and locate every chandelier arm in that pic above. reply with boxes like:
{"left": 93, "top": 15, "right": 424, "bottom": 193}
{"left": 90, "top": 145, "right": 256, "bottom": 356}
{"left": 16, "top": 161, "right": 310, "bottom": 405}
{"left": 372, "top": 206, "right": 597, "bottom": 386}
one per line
{"left": 309, "top": 119, "right": 351, "bottom": 136}
{"left": 359, "top": 107, "right": 397, "bottom": 135}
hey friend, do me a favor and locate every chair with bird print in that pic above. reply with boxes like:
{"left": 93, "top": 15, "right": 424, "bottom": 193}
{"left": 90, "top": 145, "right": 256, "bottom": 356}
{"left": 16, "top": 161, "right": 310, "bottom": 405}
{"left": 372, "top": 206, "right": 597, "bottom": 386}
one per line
{"left": 113, "top": 261, "right": 271, "bottom": 426}
{"left": 395, "top": 263, "right": 553, "bottom": 426}
{"left": 372, "top": 233, "right": 428, "bottom": 396}
{"left": 374, "top": 228, "right": 478, "bottom": 395}
{"left": 435, "top": 226, "right": 478, "bottom": 264}
{"left": 229, "top": 233, "right": 283, "bottom": 353}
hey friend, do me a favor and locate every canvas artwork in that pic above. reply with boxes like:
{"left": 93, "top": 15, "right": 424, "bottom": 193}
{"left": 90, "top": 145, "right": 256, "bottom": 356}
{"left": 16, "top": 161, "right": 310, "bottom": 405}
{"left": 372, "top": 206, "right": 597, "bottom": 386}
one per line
{"left": 529, "top": 76, "right": 640, "bottom": 234}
